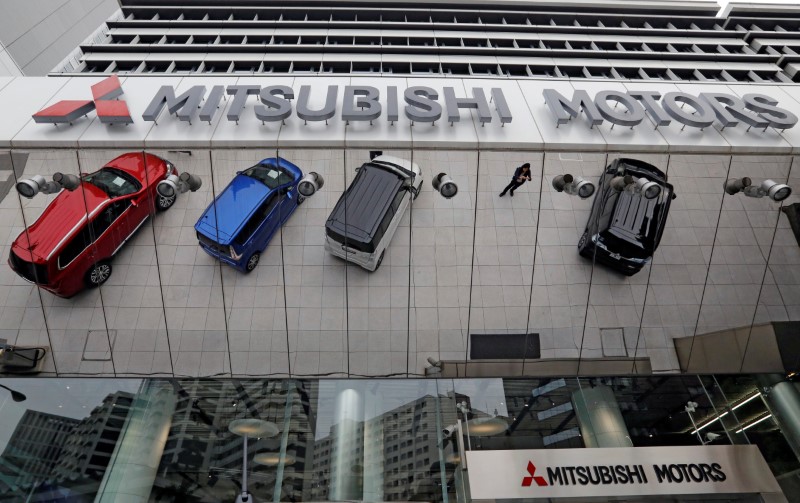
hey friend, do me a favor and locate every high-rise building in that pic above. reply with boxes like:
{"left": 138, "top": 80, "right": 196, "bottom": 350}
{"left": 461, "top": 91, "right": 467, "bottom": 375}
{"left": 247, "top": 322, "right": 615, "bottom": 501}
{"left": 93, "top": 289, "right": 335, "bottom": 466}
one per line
{"left": 0, "top": 410, "right": 79, "bottom": 494}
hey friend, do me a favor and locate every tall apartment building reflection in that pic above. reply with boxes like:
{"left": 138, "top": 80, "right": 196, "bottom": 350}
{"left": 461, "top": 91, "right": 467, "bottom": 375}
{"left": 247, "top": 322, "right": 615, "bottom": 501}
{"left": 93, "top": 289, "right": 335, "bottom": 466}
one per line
{"left": 305, "top": 394, "right": 461, "bottom": 502}
{"left": 151, "top": 380, "right": 315, "bottom": 501}
{"left": 0, "top": 391, "right": 134, "bottom": 500}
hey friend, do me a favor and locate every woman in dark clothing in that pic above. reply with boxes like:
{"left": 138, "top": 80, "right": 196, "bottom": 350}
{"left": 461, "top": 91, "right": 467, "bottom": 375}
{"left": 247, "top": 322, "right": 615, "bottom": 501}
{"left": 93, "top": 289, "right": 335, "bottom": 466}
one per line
{"left": 499, "top": 163, "right": 532, "bottom": 197}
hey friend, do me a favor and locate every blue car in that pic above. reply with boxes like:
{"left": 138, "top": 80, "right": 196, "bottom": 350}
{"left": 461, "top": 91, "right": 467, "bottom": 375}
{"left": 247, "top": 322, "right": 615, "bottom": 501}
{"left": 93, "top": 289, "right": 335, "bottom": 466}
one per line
{"left": 195, "top": 158, "right": 306, "bottom": 272}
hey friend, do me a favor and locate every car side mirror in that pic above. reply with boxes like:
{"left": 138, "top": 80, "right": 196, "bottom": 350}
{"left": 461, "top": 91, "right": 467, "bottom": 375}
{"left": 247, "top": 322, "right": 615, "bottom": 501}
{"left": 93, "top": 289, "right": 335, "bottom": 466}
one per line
{"left": 236, "top": 171, "right": 242, "bottom": 175}
{"left": 671, "top": 193, "right": 677, "bottom": 200}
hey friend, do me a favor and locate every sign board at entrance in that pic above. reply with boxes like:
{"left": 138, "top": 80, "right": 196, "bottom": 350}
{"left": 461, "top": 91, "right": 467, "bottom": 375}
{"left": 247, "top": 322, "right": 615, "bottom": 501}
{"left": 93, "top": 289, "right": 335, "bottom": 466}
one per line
{"left": 466, "top": 445, "right": 783, "bottom": 500}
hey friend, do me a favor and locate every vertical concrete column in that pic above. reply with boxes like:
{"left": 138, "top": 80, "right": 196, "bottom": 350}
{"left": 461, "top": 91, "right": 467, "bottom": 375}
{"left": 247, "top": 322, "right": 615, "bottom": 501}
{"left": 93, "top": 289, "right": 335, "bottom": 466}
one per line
{"left": 94, "top": 380, "right": 177, "bottom": 503}
{"left": 757, "top": 374, "right": 800, "bottom": 461}
{"left": 329, "top": 387, "right": 363, "bottom": 500}
{"left": 571, "top": 385, "right": 632, "bottom": 448}
{"left": 362, "top": 386, "right": 384, "bottom": 502}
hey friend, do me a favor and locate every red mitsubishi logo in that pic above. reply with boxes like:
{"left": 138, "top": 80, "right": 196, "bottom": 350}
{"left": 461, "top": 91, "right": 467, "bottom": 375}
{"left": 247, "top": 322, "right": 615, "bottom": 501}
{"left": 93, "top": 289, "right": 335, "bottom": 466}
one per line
{"left": 32, "top": 75, "right": 132, "bottom": 125}
{"left": 521, "top": 461, "right": 548, "bottom": 487}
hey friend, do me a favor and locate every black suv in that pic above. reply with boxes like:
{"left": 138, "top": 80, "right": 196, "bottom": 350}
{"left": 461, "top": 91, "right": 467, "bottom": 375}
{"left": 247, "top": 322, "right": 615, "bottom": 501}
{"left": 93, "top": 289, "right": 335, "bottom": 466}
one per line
{"left": 578, "top": 158, "right": 675, "bottom": 276}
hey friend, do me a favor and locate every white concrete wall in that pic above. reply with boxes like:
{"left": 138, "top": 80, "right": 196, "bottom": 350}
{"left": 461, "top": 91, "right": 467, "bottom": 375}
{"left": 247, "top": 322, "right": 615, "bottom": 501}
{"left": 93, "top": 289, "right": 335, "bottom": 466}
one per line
{"left": 0, "top": 42, "right": 23, "bottom": 77}
{"left": 0, "top": 0, "right": 119, "bottom": 76}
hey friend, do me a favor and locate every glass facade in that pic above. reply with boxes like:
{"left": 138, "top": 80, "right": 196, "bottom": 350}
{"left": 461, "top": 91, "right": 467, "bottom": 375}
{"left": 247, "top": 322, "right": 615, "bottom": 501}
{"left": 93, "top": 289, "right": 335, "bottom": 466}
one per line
{"left": 0, "top": 375, "right": 798, "bottom": 501}
{"left": 0, "top": 149, "right": 797, "bottom": 377}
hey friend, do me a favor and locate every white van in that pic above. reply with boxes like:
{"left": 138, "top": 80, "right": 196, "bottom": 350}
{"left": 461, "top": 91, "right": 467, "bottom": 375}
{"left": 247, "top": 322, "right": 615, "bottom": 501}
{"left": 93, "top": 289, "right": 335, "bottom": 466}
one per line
{"left": 324, "top": 155, "right": 422, "bottom": 271}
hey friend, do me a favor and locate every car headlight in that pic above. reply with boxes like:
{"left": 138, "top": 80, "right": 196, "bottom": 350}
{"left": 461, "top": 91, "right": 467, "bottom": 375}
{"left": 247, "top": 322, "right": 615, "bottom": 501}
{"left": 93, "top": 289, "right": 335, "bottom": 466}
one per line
{"left": 165, "top": 160, "right": 177, "bottom": 176}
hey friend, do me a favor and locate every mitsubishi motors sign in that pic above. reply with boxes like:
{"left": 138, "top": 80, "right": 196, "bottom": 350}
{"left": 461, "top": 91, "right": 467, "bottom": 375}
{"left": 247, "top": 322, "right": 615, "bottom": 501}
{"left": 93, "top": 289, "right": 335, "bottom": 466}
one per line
{"left": 466, "top": 445, "right": 784, "bottom": 500}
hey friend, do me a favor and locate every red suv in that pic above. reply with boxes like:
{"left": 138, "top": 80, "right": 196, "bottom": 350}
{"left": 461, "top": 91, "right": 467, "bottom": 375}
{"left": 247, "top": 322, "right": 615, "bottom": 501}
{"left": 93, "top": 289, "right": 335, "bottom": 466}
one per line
{"left": 8, "top": 153, "right": 177, "bottom": 297}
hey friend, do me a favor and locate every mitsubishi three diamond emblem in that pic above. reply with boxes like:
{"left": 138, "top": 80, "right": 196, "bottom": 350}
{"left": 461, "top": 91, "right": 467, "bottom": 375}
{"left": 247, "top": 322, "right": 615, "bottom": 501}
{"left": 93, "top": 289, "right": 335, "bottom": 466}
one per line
{"left": 521, "top": 461, "right": 548, "bottom": 487}
{"left": 32, "top": 75, "right": 133, "bottom": 126}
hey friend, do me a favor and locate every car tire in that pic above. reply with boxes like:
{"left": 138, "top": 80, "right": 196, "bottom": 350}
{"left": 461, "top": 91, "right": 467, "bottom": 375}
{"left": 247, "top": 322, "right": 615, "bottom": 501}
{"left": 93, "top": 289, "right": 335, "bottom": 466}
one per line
{"left": 374, "top": 250, "right": 385, "bottom": 271}
{"left": 85, "top": 261, "right": 112, "bottom": 288}
{"left": 156, "top": 194, "right": 176, "bottom": 212}
{"left": 245, "top": 252, "right": 260, "bottom": 273}
{"left": 577, "top": 232, "right": 591, "bottom": 258}
{"left": 413, "top": 180, "right": 423, "bottom": 200}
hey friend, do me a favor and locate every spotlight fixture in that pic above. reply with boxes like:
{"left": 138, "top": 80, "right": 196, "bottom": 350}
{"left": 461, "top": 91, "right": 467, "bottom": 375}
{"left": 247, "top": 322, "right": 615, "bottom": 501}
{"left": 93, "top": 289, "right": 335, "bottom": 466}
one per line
{"left": 607, "top": 174, "right": 662, "bottom": 200}
{"left": 15, "top": 173, "right": 75, "bottom": 199}
{"left": 297, "top": 171, "right": 324, "bottom": 197}
{"left": 552, "top": 174, "right": 595, "bottom": 199}
{"left": 724, "top": 178, "right": 792, "bottom": 201}
{"left": 52, "top": 173, "right": 80, "bottom": 191}
{"left": 634, "top": 177, "right": 662, "bottom": 200}
{"left": 432, "top": 173, "right": 458, "bottom": 199}
{"left": 157, "top": 172, "right": 202, "bottom": 198}
{"left": 724, "top": 177, "right": 752, "bottom": 196}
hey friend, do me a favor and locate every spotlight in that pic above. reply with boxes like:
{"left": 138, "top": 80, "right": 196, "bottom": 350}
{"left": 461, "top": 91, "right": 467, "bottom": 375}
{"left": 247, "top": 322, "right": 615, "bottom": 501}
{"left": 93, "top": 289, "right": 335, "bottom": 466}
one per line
{"left": 157, "top": 174, "right": 179, "bottom": 198}
{"left": 724, "top": 177, "right": 751, "bottom": 196}
{"left": 552, "top": 174, "right": 573, "bottom": 192}
{"left": 552, "top": 174, "right": 595, "bottom": 199}
{"left": 610, "top": 175, "right": 662, "bottom": 199}
{"left": 635, "top": 177, "right": 662, "bottom": 200}
{"left": 15, "top": 175, "right": 62, "bottom": 199}
{"left": 157, "top": 172, "right": 202, "bottom": 198}
{"left": 442, "top": 424, "right": 458, "bottom": 437}
{"left": 705, "top": 432, "right": 721, "bottom": 443}
{"left": 432, "top": 173, "right": 458, "bottom": 199}
{"left": 179, "top": 172, "right": 202, "bottom": 192}
{"left": 761, "top": 179, "right": 792, "bottom": 202}
{"left": 298, "top": 171, "right": 324, "bottom": 197}
{"left": 52, "top": 173, "right": 80, "bottom": 192}
{"left": 727, "top": 177, "right": 793, "bottom": 202}
{"left": 610, "top": 175, "right": 633, "bottom": 192}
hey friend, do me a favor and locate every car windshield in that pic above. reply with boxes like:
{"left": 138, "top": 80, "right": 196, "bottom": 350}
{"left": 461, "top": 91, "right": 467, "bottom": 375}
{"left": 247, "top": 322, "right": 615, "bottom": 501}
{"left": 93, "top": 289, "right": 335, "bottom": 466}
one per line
{"left": 242, "top": 164, "right": 293, "bottom": 189}
{"left": 83, "top": 168, "right": 140, "bottom": 198}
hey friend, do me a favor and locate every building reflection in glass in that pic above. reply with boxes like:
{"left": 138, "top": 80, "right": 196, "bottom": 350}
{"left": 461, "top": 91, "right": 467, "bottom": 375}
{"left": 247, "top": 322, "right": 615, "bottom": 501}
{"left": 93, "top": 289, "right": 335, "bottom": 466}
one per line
{"left": 0, "top": 375, "right": 797, "bottom": 502}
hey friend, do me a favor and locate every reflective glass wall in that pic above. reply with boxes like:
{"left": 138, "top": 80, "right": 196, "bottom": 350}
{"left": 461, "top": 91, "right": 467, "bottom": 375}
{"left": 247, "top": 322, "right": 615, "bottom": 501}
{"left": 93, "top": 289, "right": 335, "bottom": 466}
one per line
{"left": 0, "top": 375, "right": 796, "bottom": 502}
{"left": 0, "top": 149, "right": 797, "bottom": 377}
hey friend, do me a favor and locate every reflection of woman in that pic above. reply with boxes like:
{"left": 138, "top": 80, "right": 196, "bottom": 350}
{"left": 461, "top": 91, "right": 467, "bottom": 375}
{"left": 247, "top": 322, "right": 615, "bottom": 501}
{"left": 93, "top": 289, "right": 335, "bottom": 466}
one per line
{"left": 499, "top": 163, "right": 532, "bottom": 197}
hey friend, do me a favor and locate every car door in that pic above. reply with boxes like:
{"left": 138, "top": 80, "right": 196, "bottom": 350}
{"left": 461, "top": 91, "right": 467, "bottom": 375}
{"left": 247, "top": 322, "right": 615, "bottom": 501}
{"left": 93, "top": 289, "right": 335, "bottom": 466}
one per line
{"left": 90, "top": 198, "right": 133, "bottom": 258}
{"left": 276, "top": 181, "right": 297, "bottom": 223}
{"left": 253, "top": 192, "right": 283, "bottom": 250}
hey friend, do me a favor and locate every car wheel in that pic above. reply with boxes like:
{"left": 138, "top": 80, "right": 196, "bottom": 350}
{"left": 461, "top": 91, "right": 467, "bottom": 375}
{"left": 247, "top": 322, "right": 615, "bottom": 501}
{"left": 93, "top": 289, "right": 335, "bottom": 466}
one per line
{"left": 374, "top": 250, "right": 385, "bottom": 271}
{"left": 156, "top": 194, "right": 176, "bottom": 211}
{"left": 297, "top": 195, "right": 306, "bottom": 205}
{"left": 85, "top": 261, "right": 112, "bottom": 287}
{"left": 245, "top": 252, "right": 260, "bottom": 273}
{"left": 413, "top": 180, "right": 423, "bottom": 200}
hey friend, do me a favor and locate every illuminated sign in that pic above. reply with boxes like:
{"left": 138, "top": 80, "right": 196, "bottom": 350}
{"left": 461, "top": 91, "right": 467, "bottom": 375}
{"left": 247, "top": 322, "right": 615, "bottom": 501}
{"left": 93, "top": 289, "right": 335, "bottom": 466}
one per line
{"left": 467, "top": 446, "right": 783, "bottom": 499}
